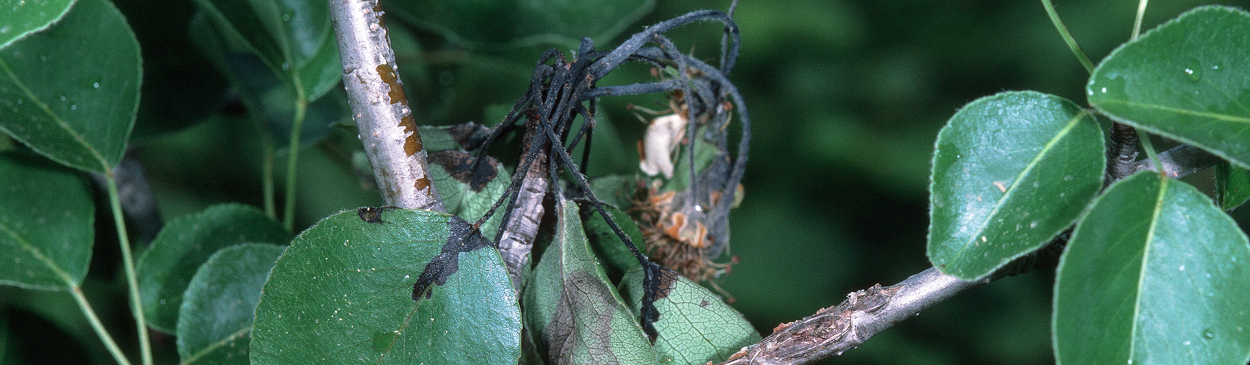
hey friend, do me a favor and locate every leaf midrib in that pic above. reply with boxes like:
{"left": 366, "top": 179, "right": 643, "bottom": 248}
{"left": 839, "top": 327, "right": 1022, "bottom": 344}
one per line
{"left": 950, "top": 110, "right": 1091, "bottom": 272}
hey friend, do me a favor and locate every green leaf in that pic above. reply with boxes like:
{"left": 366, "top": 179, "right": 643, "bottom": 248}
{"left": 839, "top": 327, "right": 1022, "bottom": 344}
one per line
{"left": 0, "top": 0, "right": 74, "bottom": 50}
{"left": 579, "top": 201, "right": 646, "bottom": 280}
{"left": 194, "top": 0, "right": 340, "bottom": 102}
{"left": 137, "top": 203, "right": 291, "bottom": 333}
{"left": 177, "top": 243, "right": 286, "bottom": 365}
{"left": 587, "top": 175, "right": 639, "bottom": 210}
{"left": 385, "top": 0, "right": 655, "bottom": 49}
{"left": 620, "top": 267, "right": 760, "bottom": 365}
{"left": 1054, "top": 172, "right": 1250, "bottom": 365}
{"left": 0, "top": 0, "right": 140, "bottom": 173}
{"left": 1088, "top": 6, "right": 1250, "bottom": 168}
{"left": 251, "top": 209, "right": 520, "bottom": 364}
{"left": 524, "top": 200, "right": 657, "bottom": 364}
{"left": 1216, "top": 161, "right": 1250, "bottom": 210}
{"left": 0, "top": 152, "right": 93, "bottom": 290}
{"left": 189, "top": 13, "right": 346, "bottom": 148}
{"left": 928, "top": 91, "right": 1104, "bottom": 279}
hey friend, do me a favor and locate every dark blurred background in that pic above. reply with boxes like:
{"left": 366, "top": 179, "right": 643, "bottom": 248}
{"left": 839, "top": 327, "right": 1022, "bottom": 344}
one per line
{"left": 6, "top": 0, "right": 1247, "bottom": 364}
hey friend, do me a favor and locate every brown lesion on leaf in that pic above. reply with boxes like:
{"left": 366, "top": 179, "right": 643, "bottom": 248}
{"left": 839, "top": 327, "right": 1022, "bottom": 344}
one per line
{"left": 410, "top": 216, "right": 492, "bottom": 300}
{"left": 444, "top": 122, "right": 492, "bottom": 150}
{"left": 428, "top": 150, "right": 499, "bottom": 192}
{"left": 545, "top": 270, "right": 620, "bottom": 364}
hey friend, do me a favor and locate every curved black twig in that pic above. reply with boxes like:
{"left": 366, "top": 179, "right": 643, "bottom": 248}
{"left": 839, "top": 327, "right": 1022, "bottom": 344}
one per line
{"left": 470, "top": 8, "right": 750, "bottom": 342}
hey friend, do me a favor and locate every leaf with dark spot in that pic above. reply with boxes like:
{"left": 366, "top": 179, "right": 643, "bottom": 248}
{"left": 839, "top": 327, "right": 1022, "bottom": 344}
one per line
{"left": 412, "top": 216, "right": 496, "bottom": 300}
{"left": 251, "top": 208, "right": 519, "bottom": 364}
{"left": 524, "top": 201, "right": 656, "bottom": 364}
{"left": 428, "top": 150, "right": 499, "bottom": 192}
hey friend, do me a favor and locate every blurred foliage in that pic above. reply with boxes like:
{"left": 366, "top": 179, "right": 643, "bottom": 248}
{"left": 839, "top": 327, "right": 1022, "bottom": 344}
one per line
{"left": 5, "top": 0, "right": 1247, "bottom": 364}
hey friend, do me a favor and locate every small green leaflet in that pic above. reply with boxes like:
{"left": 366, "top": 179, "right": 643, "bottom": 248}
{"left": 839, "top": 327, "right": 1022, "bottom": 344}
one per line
{"left": 177, "top": 243, "right": 286, "bottom": 365}
{"left": 0, "top": 152, "right": 93, "bottom": 290}
{"left": 0, "top": 0, "right": 141, "bottom": 173}
{"left": 137, "top": 203, "right": 291, "bottom": 333}
{"left": 928, "top": 91, "right": 1103, "bottom": 279}
{"left": 1088, "top": 6, "right": 1250, "bottom": 169}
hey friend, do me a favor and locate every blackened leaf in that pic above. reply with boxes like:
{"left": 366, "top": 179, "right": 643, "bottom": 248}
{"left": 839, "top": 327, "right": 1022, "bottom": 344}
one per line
{"left": 137, "top": 203, "right": 292, "bottom": 333}
{"left": 928, "top": 91, "right": 1104, "bottom": 280}
{"left": 1055, "top": 172, "right": 1250, "bottom": 364}
{"left": 0, "top": 152, "right": 93, "bottom": 290}
{"left": 524, "top": 200, "right": 656, "bottom": 365}
{"left": 250, "top": 208, "right": 520, "bottom": 365}
{"left": 177, "top": 243, "right": 285, "bottom": 365}
{"left": 1088, "top": 6, "right": 1250, "bottom": 168}
{"left": 0, "top": 0, "right": 140, "bottom": 172}
{"left": 620, "top": 266, "right": 760, "bottom": 365}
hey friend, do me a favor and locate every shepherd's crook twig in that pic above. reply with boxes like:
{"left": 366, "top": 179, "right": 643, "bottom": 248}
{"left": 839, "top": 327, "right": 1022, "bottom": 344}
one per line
{"left": 327, "top": 0, "right": 444, "bottom": 212}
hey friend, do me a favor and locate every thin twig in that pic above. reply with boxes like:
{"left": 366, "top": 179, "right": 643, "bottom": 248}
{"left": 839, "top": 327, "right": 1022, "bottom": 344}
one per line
{"left": 718, "top": 143, "right": 1218, "bottom": 365}
{"left": 326, "top": 0, "right": 444, "bottom": 212}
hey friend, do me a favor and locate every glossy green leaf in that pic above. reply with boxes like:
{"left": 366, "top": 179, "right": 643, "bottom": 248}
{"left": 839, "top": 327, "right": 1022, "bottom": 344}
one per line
{"left": 1216, "top": 162, "right": 1250, "bottom": 210}
{"left": 1088, "top": 6, "right": 1250, "bottom": 168}
{"left": 177, "top": 243, "right": 286, "bottom": 365}
{"left": 250, "top": 209, "right": 520, "bottom": 364}
{"left": 0, "top": 152, "right": 93, "bottom": 290}
{"left": 928, "top": 91, "right": 1104, "bottom": 279}
{"left": 385, "top": 0, "right": 655, "bottom": 49}
{"left": 0, "top": 0, "right": 74, "bottom": 50}
{"left": 1054, "top": 172, "right": 1250, "bottom": 365}
{"left": 189, "top": 13, "right": 346, "bottom": 148}
{"left": 620, "top": 267, "right": 760, "bottom": 365}
{"left": 0, "top": 0, "right": 140, "bottom": 172}
{"left": 194, "top": 0, "right": 340, "bottom": 102}
{"left": 137, "top": 203, "right": 292, "bottom": 333}
{"left": 524, "top": 200, "right": 657, "bottom": 364}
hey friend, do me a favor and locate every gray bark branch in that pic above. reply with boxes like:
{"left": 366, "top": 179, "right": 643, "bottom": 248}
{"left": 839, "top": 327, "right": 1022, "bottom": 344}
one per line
{"left": 327, "top": 0, "right": 444, "bottom": 212}
{"left": 718, "top": 143, "right": 1220, "bottom": 365}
